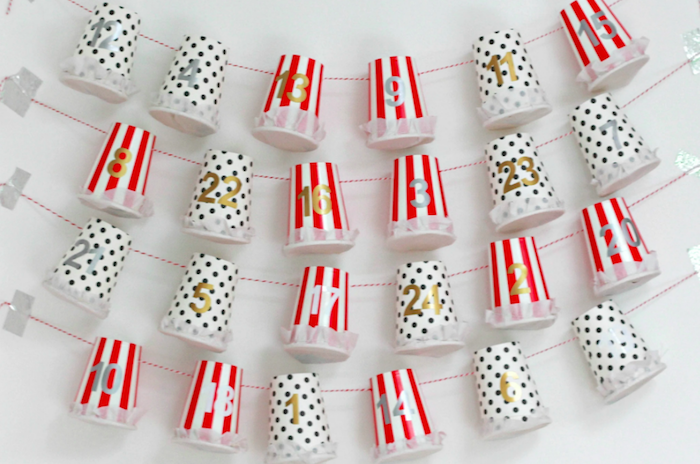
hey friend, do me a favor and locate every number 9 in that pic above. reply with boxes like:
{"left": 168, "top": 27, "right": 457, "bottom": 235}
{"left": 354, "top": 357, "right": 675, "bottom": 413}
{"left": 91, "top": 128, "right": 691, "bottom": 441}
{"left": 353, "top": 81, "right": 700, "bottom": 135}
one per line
{"left": 385, "top": 76, "right": 405, "bottom": 107}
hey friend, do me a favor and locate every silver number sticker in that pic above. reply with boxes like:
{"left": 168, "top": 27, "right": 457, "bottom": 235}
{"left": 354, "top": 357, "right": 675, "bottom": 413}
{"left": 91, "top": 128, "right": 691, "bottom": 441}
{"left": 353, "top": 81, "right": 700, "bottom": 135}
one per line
{"left": 409, "top": 178, "right": 431, "bottom": 208}
{"left": 600, "top": 119, "right": 622, "bottom": 150}
{"left": 592, "top": 10, "right": 618, "bottom": 40}
{"left": 384, "top": 76, "right": 405, "bottom": 107}
{"left": 177, "top": 59, "right": 200, "bottom": 88}
{"left": 89, "top": 19, "right": 123, "bottom": 52}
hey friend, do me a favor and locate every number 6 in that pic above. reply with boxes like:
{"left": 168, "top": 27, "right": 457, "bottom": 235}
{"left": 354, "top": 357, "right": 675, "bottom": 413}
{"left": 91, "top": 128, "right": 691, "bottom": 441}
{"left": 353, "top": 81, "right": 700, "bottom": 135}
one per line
{"left": 500, "top": 371, "right": 522, "bottom": 403}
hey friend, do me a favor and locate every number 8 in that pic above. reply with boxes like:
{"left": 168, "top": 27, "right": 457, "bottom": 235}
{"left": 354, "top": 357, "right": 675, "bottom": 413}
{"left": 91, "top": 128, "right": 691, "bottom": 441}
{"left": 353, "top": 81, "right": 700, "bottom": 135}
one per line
{"left": 107, "top": 148, "right": 132, "bottom": 178}
{"left": 385, "top": 76, "right": 405, "bottom": 107}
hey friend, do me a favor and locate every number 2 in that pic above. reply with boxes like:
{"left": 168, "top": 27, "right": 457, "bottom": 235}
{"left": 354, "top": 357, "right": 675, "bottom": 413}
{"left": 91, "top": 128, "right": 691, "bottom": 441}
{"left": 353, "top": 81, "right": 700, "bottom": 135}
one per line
{"left": 402, "top": 284, "right": 443, "bottom": 317}
{"left": 410, "top": 179, "right": 431, "bottom": 208}
{"left": 384, "top": 76, "right": 405, "bottom": 107}
{"left": 508, "top": 263, "right": 530, "bottom": 296}
{"left": 89, "top": 18, "right": 122, "bottom": 52}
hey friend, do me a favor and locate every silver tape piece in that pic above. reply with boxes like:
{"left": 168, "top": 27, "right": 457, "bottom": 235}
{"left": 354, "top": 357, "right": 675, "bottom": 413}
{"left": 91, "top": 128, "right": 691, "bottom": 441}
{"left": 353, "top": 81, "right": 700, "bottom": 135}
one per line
{"left": 0, "top": 67, "right": 42, "bottom": 117}
{"left": 675, "top": 150, "right": 700, "bottom": 178}
{"left": 689, "top": 245, "right": 700, "bottom": 282}
{"left": 0, "top": 168, "right": 31, "bottom": 210}
{"left": 3, "top": 290, "right": 34, "bottom": 337}
{"left": 683, "top": 29, "right": 700, "bottom": 75}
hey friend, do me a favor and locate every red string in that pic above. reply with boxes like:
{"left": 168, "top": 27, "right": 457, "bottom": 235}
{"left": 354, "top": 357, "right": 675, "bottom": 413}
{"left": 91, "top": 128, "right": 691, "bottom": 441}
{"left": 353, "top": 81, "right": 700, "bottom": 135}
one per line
{"left": 621, "top": 60, "right": 691, "bottom": 109}
{"left": 5, "top": 0, "right": 12, "bottom": 16}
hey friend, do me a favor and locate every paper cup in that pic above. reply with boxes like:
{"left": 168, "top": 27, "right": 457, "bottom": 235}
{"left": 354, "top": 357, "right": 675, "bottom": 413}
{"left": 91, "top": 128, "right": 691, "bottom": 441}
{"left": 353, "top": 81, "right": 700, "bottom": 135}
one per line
{"left": 281, "top": 266, "right": 357, "bottom": 364}
{"left": 473, "top": 341, "right": 551, "bottom": 440}
{"left": 70, "top": 337, "right": 143, "bottom": 429}
{"left": 485, "top": 133, "right": 565, "bottom": 233}
{"left": 361, "top": 56, "right": 436, "bottom": 150}
{"left": 252, "top": 54, "right": 325, "bottom": 152}
{"left": 285, "top": 162, "right": 357, "bottom": 256}
{"left": 387, "top": 154, "right": 455, "bottom": 252}
{"left": 369, "top": 369, "right": 444, "bottom": 462}
{"left": 560, "top": 1, "right": 649, "bottom": 92}
{"left": 160, "top": 253, "right": 238, "bottom": 353}
{"left": 570, "top": 93, "right": 660, "bottom": 196}
{"left": 487, "top": 237, "right": 558, "bottom": 330}
{"left": 174, "top": 360, "right": 247, "bottom": 453}
{"left": 78, "top": 122, "right": 155, "bottom": 219}
{"left": 472, "top": 29, "right": 552, "bottom": 129}
{"left": 60, "top": 3, "right": 140, "bottom": 103}
{"left": 150, "top": 35, "right": 228, "bottom": 136}
{"left": 43, "top": 217, "right": 131, "bottom": 319}
{"left": 182, "top": 150, "right": 254, "bottom": 244}
{"left": 572, "top": 300, "right": 666, "bottom": 403}
{"left": 266, "top": 373, "right": 336, "bottom": 464}
{"left": 394, "top": 261, "right": 465, "bottom": 357}
{"left": 581, "top": 197, "right": 660, "bottom": 296}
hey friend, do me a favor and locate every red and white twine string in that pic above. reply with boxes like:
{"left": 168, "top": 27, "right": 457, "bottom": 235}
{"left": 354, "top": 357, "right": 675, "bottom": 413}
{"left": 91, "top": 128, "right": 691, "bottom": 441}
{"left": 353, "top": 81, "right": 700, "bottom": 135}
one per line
{"left": 2, "top": 268, "right": 695, "bottom": 391}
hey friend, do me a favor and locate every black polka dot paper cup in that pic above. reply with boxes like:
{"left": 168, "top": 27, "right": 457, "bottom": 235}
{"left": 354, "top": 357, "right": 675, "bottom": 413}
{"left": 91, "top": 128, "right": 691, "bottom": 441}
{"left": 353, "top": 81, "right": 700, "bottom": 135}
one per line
{"left": 560, "top": 1, "right": 649, "bottom": 93}
{"left": 70, "top": 337, "right": 144, "bottom": 429}
{"left": 581, "top": 197, "right": 660, "bottom": 296}
{"left": 387, "top": 154, "right": 455, "bottom": 252}
{"left": 485, "top": 133, "right": 565, "bottom": 233}
{"left": 570, "top": 93, "right": 660, "bottom": 197}
{"left": 486, "top": 237, "right": 559, "bottom": 330}
{"left": 43, "top": 217, "right": 131, "bottom": 319}
{"left": 59, "top": 3, "right": 140, "bottom": 103}
{"left": 285, "top": 162, "right": 358, "bottom": 256}
{"left": 149, "top": 35, "right": 228, "bottom": 137}
{"left": 266, "top": 373, "right": 337, "bottom": 464}
{"left": 360, "top": 56, "right": 436, "bottom": 150}
{"left": 369, "top": 369, "right": 444, "bottom": 462}
{"left": 571, "top": 300, "right": 666, "bottom": 404}
{"left": 473, "top": 341, "right": 551, "bottom": 440}
{"left": 252, "top": 54, "right": 326, "bottom": 152}
{"left": 182, "top": 150, "right": 254, "bottom": 245}
{"left": 78, "top": 122, "right": 156, "bottom": 219}
{"left": 394, "top": 261, "right": 465, "bottom": 357}
{"left": 174, "top": 360, "right": 247, "bottom": 453}
{"left": 472, "top": 29, "right": 552, "bottom": 130}
{"left": 159, "top": 253, "right": 238, "bottom": 353}
{"left": 281, "top": 266, "right": 357, "bottom": 364}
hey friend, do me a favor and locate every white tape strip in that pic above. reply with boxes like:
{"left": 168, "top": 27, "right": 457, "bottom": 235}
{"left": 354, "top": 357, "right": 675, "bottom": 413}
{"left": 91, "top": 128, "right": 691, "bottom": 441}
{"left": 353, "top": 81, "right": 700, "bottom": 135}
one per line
{"left": 3, "top": 290, "right": 34, "bottom": 337}
{"left": 0, "top": 168, "right": 31, "bottom": 210}
{"left": 675, "top": 150, "right": 700, "bottom": 177}
{"left": 0, "top": 67, "right": 42, "bottom": 117}
{"left": 683, "top": 29, "right": 700, "bottom": 75}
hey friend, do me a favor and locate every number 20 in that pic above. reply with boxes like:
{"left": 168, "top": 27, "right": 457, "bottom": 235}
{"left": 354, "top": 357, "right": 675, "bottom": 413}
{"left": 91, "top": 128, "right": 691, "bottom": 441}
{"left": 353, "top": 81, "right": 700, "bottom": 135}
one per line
{"left": 599, "top": 218, "right": 641, "bottom": 257}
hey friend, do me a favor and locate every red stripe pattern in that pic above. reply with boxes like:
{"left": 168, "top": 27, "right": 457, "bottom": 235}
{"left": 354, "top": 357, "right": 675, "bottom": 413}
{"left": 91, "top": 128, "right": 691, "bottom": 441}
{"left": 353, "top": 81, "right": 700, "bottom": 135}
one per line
{"left": 370, "top": 369, "right": 441, "bottom": 458}
{"left": 290, "top": 266, "right": 350, "bottom": 332}
{"left": 368, "top": 56, "right": 427, "bottom": 123}
{"left": 390, "top": 154, "right": 449, "bottom": 222}
{"left": 176, "top": 360, "right": 244, "bottom": 449}
{"left": 72, "top": 337, "right": 142, "bottom": 427}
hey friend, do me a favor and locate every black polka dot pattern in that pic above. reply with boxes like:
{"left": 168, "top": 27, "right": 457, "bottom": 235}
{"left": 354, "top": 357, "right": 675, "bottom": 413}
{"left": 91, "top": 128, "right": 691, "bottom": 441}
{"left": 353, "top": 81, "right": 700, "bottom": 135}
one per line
{"left": 570, "top": 93, "right": 658, "bottom": 195}
{"left": 472, "top": 29, "right": 549, "bottom": 120}
{"left": 572, "top": 301, "right": 653, "bottom": 389}
{"left": 45, "top": 217, "right": 131, "bottom": 317}
{"left": 71, "top": 3, "right": 140, "bottom": 77}
{"left": 183, "top": 150, "right": 254, "bottom": 243}
{"left": 395, "top": 261, "right": 461, "bottom": 351}
{"left": 473, "top": 341, "right": 550, "bottom": 436}
{"left": 485, "top": 133, "right": 562, "bottom": 225}
{"left": 161, "top": 253, "right": 238, "bottom": 350}
{"left": 152, "top": 35, "right": 228, "bottom": 133}
{"left": 266, "top": 373, "right": 336, "bottom": 462}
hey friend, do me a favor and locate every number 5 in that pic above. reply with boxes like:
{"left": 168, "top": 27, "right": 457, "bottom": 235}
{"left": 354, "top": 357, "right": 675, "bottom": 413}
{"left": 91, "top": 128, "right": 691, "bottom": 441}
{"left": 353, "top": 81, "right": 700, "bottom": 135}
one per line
{"left": 190, "top": 282, "right": 214, "bottom": 313}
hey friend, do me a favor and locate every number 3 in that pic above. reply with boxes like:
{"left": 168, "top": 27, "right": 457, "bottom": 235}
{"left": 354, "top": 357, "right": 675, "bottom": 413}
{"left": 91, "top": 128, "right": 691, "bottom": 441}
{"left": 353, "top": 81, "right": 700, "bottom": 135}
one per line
{"left": 410, "top": 179, "right": 431, "bottom": 208}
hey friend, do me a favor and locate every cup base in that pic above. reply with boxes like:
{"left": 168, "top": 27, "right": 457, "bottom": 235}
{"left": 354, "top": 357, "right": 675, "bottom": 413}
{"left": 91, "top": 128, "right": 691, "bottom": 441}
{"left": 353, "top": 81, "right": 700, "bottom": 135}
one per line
{"left": 488, "top": 313, "right": 557, "bottom": 331}
{"left": 386, "top": 229, "right": 456, "bottom": 252}
{"left": 603, "top": 362, "right": 666, "bottom": 404}
{"left": 72, "top": 413, "right": 137, "bottom": 430}
{"left": 594, "top": 268, "right": 661, "bottom": 297}
{"left": 283, "top": 343, "right": 351, "bottom": 364}
{"left": 588, "top": 55, "right": 651, "bottom": 93}
{"left": 483, "top": 416, "right": 552, "bottom": 441}
{"left": 60, "top": 75, "right": 128, "bottom": 104}
{"left": 42, "top": 281, "right": 108, "bottom": 319}
{"left": 284, "top": 239, "right": 355, "bottom": 256}
{"left": 367, "top": 133, "right": 435, "bottom": 151}
{"left": 375, "top": 443, "right": 443, "bottom": 463}
{"left": 77, "top": 194, "right": 144, "bottom": 219}
{"left": 173, "top": 436, "right": 239, "bottom": 454}
{"left": 596, "top": 157, "right": 661, "bottom": 197}
{"left": 251, "top": 126, "right": 319, "bottom": 152}
{"left": 395, "top": 340, "right": 465, "bottom": 358}
{"left": 483, "top": 104, "right": 552, "bottom": 130}
{"left": 495, "top": 207, "right": 566, "bottom": 234}
{"left": 159, "top": 325, "right": 227, "bottom": 353}
{"left": 268, "top": 452, "right": 336, "bottom": 464}
{"left": 182, "top": 226, "right": 251, "bottom": 245}
{"left": 149, "top": 106, "right": 217, "bottom": 137}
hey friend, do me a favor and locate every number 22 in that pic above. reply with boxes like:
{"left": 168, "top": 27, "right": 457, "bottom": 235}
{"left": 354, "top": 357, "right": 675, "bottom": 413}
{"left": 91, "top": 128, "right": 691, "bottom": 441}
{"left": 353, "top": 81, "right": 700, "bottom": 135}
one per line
{"left": 197, "top": 172, "right": 242, "bottom": 208}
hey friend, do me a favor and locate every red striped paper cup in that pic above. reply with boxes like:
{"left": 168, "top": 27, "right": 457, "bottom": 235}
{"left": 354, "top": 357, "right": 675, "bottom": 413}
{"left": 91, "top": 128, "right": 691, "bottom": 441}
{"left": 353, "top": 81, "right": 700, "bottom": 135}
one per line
{"left": 487, "top": 237, "right": 558, "bottom": 329}
{"left": 78, "top": 122, "right": 155, "bottom": 218}
{"left": 560, "top": 0, "right": 649, "bottom": 92}
{"left": 70, "top": 337, "right": 143, "bottom": 429}
{"left": 174, "top": 360, "right": 246, "bottom": 453}
{"left": 252, "top": 54, "right": 326, "bottom": 152}
{"left": 361, "top": 56, "right": 436, "bottom": 150}
{"left": 581, "top": 197, "right": 660, "bottom": 296}
{"left": 281, "top": 266, "right": 357, "bottom": 363}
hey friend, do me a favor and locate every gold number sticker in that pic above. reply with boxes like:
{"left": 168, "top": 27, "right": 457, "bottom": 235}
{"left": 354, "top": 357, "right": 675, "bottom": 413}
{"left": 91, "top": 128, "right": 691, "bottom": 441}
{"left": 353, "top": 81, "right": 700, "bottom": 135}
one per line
{"left": 107, "top": 148, "right": 133, "bottom": 178}
{"left": 402, "top": 284, "right": 443, "bottom": 317}
{"left": 197, "top": 172, "right": 242, "bottom": 209}
{"left": 498, "top": 156, "right": 540, "bottom": 195}
{"left": 507, "top": 263, "right": 531, "bottom": 296}
{"left": 297, "top": 184, "right": 332, "bottom": 217}
{"left": 486, "top": 52, "right": 518, "bottom": 87}
{"left": 275, "top": 71, "right": 310, "bottom": 104}
{"left": 285, "top": 393, "right": 300, "bottom": 424}
{"left": 190, "top": 282, "right": 214, "bottom": 314}
{"left": 500, "top": 371, "right": 522, "bottom": 403}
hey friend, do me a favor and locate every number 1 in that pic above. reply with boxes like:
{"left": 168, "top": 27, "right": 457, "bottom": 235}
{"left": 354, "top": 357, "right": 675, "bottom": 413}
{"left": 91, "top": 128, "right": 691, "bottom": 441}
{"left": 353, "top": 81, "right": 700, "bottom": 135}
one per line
{"left": 285, "top": 394, "right": 299, "bottom": 424}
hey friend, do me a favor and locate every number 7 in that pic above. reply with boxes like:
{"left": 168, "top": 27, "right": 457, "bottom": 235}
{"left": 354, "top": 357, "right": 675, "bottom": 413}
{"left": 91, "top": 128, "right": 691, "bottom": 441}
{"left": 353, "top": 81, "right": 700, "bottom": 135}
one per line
{"left": 600, "top": 119, "right": 621, "bottom": 150}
